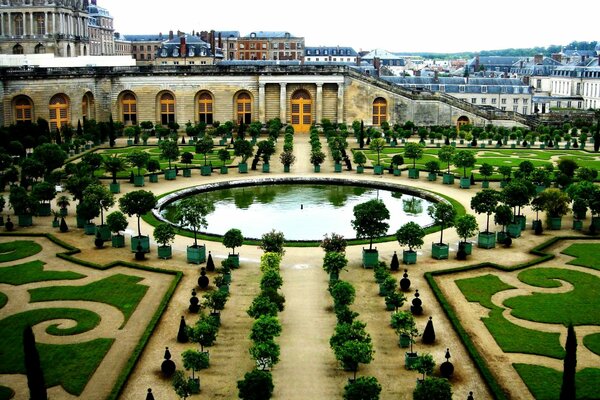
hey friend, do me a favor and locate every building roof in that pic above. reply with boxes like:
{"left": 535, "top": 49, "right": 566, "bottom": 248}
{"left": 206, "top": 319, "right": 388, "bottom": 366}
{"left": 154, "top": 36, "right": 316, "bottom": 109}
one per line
{"left": 125, "top": 34, "right": 166, "bottom": 42}
{"left": 215, "top": 31, "right": 240, "bottom": 38}
{"left": 243, "top": 31, "right": 300, "bottom": 39}
{"left": 467, "top": 56, "right": 522, "bottom": 67}
{"left": 382, "top": 76, "right": 531, "bottom": 94}
{"left": 158, "top": 35, "right": 222, "bottom": 58}
{"left": 361, "top": 48, "right": 402, "bottom": 60}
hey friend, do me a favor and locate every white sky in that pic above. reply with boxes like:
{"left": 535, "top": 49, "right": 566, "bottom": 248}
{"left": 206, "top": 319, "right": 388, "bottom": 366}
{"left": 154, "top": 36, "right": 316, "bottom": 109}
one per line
{"left": 99, "top": 0, "right": 599, "bottom": 53}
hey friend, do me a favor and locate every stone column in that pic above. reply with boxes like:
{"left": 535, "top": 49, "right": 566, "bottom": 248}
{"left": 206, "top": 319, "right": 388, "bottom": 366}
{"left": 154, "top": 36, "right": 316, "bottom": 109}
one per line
{"left": 279, "top": 82, "right": 287, "bottom": 122}
{"left": 8, "top": 12, "right": 12, "bottom": 37}
{"left": 337, "top": 83, "right": 345, "bottom": 124}
{"left": 258, "top": 83, "right": 266, "bottom": 124}
{"left": 316, "top": 83, "right": 323, "bottom": 124}
{"left": 29, "top": 12, "right": 34, "bottom": 36}
{"left": 58, "top": 13, "right": 63, "bottom": 34}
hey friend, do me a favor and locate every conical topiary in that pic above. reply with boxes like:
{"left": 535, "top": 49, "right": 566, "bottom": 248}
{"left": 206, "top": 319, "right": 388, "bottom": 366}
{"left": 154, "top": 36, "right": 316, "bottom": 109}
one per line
{"left": 129, "top": 171, "right": 135, "bottom": 183}
{"left": 146, "top": 388, "right": 155, "bottom": 400}
{"left": 440, "top": 348, "right": 454, "bottom": 378}
{"left": 177, "top": 316, "right": 188, "bottom": 343}
{"left": 23, "top": 325, "right": 48, "bottom": 400}
{"left": 467, "top": 391, "right": 474, "bottom": 400}
{"left": 422, "top": 316, "right": 435, "bottom": 344}
{"left": 399, "top": 269, "right": 411, "bottom": 291}
{"left": 206, "top": 251, "right": 215, "bottom": 272}
{"left": 411, "top": 289, "right": 423, "bottom": 315}
{"left": 5, "top": 216, "right": 14, "bottom": 231}
{"left": 59, "top": 217, "right": 68, "bottom": 232}
{"left": 198, "top": 267, "right": 209, "bottom": 289}
{"left": 135, "top": 242, "right": 145, "bottom": 261}
{"left": 189, "top": 289, "right": 200, "bottom": 313}
{"left": 390, "top": 251, "right": 400, "bottom": 271}
{"left": 161, "top": 347, "right": 176, "bottom": 377}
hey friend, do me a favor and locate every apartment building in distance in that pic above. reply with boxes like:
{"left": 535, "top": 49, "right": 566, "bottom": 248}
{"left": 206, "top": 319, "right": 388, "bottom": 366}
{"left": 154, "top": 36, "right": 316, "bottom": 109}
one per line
{"left": 304, "top": 46, "right": 358, "bottom": 63}
{"left": 237, "top": 31, "right": 303, "bottom": 61}
{"left": 87, "top": 0, "right": 114, "bottom": 55}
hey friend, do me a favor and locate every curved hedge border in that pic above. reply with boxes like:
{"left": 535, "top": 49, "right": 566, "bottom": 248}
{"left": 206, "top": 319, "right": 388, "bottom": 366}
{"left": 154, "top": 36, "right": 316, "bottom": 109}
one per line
{"left": 424, "top": 235, "right": 599, "bottom": 400}
{"left": 0, "top": 232, "right": 182, "bottom": 400}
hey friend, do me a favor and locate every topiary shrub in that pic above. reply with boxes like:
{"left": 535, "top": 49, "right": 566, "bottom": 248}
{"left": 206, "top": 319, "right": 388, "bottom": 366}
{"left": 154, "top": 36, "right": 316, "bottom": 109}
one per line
{"left": 343, "top": 376, "right": 381, "bottom": 400}
{"left": 237, "top": 369, "right": 274, "bottom": 400}
{"left": 422, "top": 316, "right": 436, "bottom": 344}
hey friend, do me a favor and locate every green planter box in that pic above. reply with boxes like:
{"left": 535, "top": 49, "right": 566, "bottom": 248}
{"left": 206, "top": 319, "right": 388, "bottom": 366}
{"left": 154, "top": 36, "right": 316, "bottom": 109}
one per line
{"left": 18, "top": 215, "right": 33, "bottom": 227}
{"left": 110, "top": 182, "right": 121, "bottom": 193}
{"left": 442, "top": 174, "right": 454, "bottom": 184}
{"left": 228, "top": 253, "right": 240, "bottom": 268}
{"left": 127, "top": 139, "right": 134, "bottom": 146}
{"left": 507, "top": 223, "right": 521, "bottom": 238}
{"left": 134, "top": 175, "right": 145, "bottom": 187}
{"left": 356, "top": 166, "right": 364, "bottom": 174}
{"left": 157, "top": 245, "right": 172, "bottom": 259}
{"left": 238, "top": 163, "right": 248, "bottom": 173}
{"left": 515, "top": 215, "right": 526, "bottom": 230}
{"left": 187, "top": 245, "right": 206, "bottom": 264}
{"left": 131, "top": 235, "right": 150, "bottom": 253}
{"left": 84, "top": 223, "right": 96, "bottom": 235}
{"left": 477, "top": 232, "right": 496, "bottom": 249}
{"left": 405, "top": 352, "right": 419, "bottom": 369}
{"left": 221, "top": 166, "right": 229, "bottom": 174}
{"left": 201, "top": 165, "right": 212, "bottom": 176}
{"left": 60, "top": 208, "right": 68, "bottom": 217}
{"left": 164, "top": 169, "right": 177, "bottom": 180}
{"left": 496, "top": 231, "right": 508, "bottom": 244}
{"left": 427, "top": 173, "right": 437, "bottom": 181}
{"left": 111, "top": 234, "right": 125, "bottom": 248}
{"left": 511, "top": 144, "right": 516, "bottom": 149}
{"left": 96, "top": 225, "right": 111, "bottom": 241}
{"left": 500, "top": 181, "right": 508, "bottom": 188}
{"left": 592, "top": 217, "right": 600, "bottom": 231}
{"left": 37, "top": 203, "right": 51, "bottom": 217}
{"left": 573, "top": 220, "right": 583, "bottom": 231}
{"left": 549, "top": 217, "right": 562, "bottom": 230}
{"left": 459, "top": 177, "right": 471, "bottom": 189}
{"left": 431, "top": 243, "right": 449, "bottom": 260}
{"left": 314, "top": 165, "right": 321, "bottom": 173}
{"left": 374, "top": 165, "right": 383, "bottom": 175}
{"left": 219, "top": 138, "right": 226, "bottom": 145}
{"left": 149, "top": 174, "right": 159, "bottom": 183}
{"left": 334, "top": 163, "right": 342, "bottom": 172}
{"left": 481, "top": 181, "right": 489, "bottom": 188}
{"left": 262, "top": 164, "right": 270, "bottom": 173}
{"left": 189, "top": 378, "right": 200, "bottom": 394}
{"left": 408, "top": 168, "right": 419, "bottom": 179}
{"left": 394, "top": 168, "right": 401, "bottom": 176}
{"left": 183, "top": 168, "right": 192, "bottom": 177}
{"left": 399, "top": 334, "right": 411, "bottom": 348}
{"left": 76, "top": 215, "right": 86, "bottom": 228}
{"left": 52, "top": 220, "right": 60, "bottom": 228}
{"left": 459, "top": 241, "right": 473, "bottom": 255}
{"left": 402, "top": 250, "right": 417, "bottom": 265}
{"left": 283, "top": 165, "right": 290, "bottom": 173}
{"left": 362, "top": 248, "right": 378, "bottom": 269}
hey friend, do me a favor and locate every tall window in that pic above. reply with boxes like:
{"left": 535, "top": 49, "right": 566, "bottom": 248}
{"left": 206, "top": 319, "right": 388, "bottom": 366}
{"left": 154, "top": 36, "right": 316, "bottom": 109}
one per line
{"left": 372, "top": 97, "right": 387, "bottom": 126}
{"left": 34, "top": 44, "right": 45, "bottom": 54}
{"left": 15, "top": 96, "right": 33, "bottom": 124}
{"left": 121, "top": 92, "right": 137, "bottom": 125}
{"left": 160, "top": 92, "right": 175, "bottom": 125}
{"left": 36, "top": 14, "right": 45, "bottom": 35}
{"left": 198, "top": 92, "right": 214, "bottom": 124}
{"left": 14, "top": 14, "right": 23, "bottom": 36}
{"left": 49, "top": 94, "right": 69, "bottom": 131}
{"left": 12, "top": 44, "right": 23, "bottom": 54}
{"left": 82, "top": 92, "right": 94, "bottom": 121}
{"left": 237, "top": 93, "right": 252, "bottom": 124}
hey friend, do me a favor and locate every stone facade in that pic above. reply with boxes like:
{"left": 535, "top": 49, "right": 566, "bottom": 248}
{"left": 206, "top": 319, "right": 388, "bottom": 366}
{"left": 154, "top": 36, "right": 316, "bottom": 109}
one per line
{"left": 0, "top": 65, "right": 529, "bottom": 130}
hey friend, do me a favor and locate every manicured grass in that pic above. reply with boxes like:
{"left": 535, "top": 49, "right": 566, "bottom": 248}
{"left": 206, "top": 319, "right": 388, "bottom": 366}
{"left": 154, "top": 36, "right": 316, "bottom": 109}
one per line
{"left": 583, "top": 333, "right": 600, "bottom": 356}
{"left": 0, "top": 386, "right": 14, "bottom": 400}
{"left": 504, "top": 268, "right": 600, "bottom": 326}
{"left": 0, "top": 292, "right": 6, "bottom": 309}
{"left": 29, "top": 274, "right": 149, "bottom": 326}
{"left": 0, "top": 308, "right": 112, "bottom": 396}
{"left": 455, "top": 274, "right": 515, "bottom": 310}
{"left": 513, "top": 364, "right": 600, "bottom": 400}
{"left": 562, "top": 243, "right": 600, "bottom": 270}
{"left": 0, "top": 240, "right": 42, "bottom": 263}
{"left": 0, "top": 260, "right": 85, "bottom": 285}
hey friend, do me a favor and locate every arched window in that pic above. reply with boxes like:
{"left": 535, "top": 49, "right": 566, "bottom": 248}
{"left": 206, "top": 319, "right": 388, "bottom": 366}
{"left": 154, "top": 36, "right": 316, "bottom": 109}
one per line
{"left": 159, "top": 92, "right": 176, "bottom": 125}
{"left": 36, "top": 14, "right": 45, "bottom": 35}
{"left": 291, "top": 90, "right": 312, "bottom": 133}
{"left": 198, "top": 92, "right": 214, "bottom": 125}
{"left": 34, "top": 44, "right": 45, "bottom": 54}
{"left": 121, "top": 92, "right": 137, "bottom": 125}
{"left": 14, "top": 96, "right": 33, "bottom": 124}
{"left": 14, "top": 14, "right": 23, "bottom": 36}
{"left": 82, "top": 92, "right": 94, "bottom": 121}
{"left": 67, "top": 44, "right": 71, "bottom": 57}
{"left": 49, "top": 94, "right": 69, "bottom": 131}
{"left": 372, "top": 97, "right": 387, "bottom": 126}
{"left": 12, "top": 44, "right": 23, "bottom": 54}
{"left": 236, "top": 92, "right": 252, "bottom": 124}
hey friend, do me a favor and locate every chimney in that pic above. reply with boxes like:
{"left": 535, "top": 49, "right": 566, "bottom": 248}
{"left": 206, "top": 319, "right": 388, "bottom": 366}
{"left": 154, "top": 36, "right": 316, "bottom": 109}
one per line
{"left": 373, "top": 57, "right": 381, "bottom": 76}
{"left": 519, "top": 60, "right": 523, "bottom": 68}
{"left": 523, "top": 76, "right": 530, "bottom": 85}
{"left": 474, "top": 55, "right": 480, "bottom": 73}
{"left": 169, "top": 30, "right": 173, "bottom": 40}
{"left": 218, "top": 32, "right": 222, "bottom": 49}
{"left": 434, "top": 70, "right": 439, "bottom": 83}
{"left": 534, "top": 54, "right": 543, "bottom": 64}
{"left": 551, "top": 53, "right": 562, "bottom": 63}
{"left": 180, "top": 36, "right": 186, "bottom": 57}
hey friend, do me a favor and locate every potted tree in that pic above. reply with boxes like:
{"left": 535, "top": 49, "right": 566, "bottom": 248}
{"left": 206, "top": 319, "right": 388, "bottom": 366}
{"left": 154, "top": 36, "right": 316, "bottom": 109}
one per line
{"left": 310, "top": 150, "right": 326, "bottom": 173}
{"left": 405, "top": 142, "right": 424, "bottom": 179}
{"left": 390, "top": 311, "right": 419, "bottom": 365}
{"left": 195, "top": 135, "right": 214, "bottom": 176}
{"left": 76, "top": 199, "right": 99, "bottom": 235}
{"left": 103, "top": 154, "right": 127, "bottom": 193}
{"left": 471, "top": 189, "right": 500, "bottom": 249}
{"left": 147, "top": 159, "right": 161, "bottom": 183}
{"left": 343, "top": 376, "right": 381, "bottom": 400}
{"left": 223, "top": 228, "right": 244, "bottom": 268}
{"left": 494, "top": 204, "right": 513, "bottom": 244}
{"left": 502, "top": 180, "right": 533, "bottom": 237}
{"left": 180, "top": 151, "right": 194, "bottom": 177}
{"left": 159, "top": 139, "right": 180, "bottom": 180}
{"left": 106, "top": 210, "right": 128, "bottom": 248}
{"left": 322, "top": 251, "right": 348, "bottom": 282}
{"left": 257, "top": 140, "right": 276, "bottom": 173}
{"left": 237, "top": 369, "right": 274, "bottom": 400}
{"left": 279, "top": 150, "right": 295, "bottom": 173}
{"left": 9, "top": 186, "right": 38, "bottom": 227}
{"left": 154, "top": 223, "right": 176, "bottom": 259}
{"left": 57, "top": 194, "right": 70, "bottom": 217}
{"left": 479, "top": 163, "right": 494, "bottom": 188}
{"left": 118, "top": 190, "right": 157, "bottom": 253}
{"left": 124, "top": 126, "right": 135, "bottom": 146}
{"left": 332, "top": 149, "right": 343, "bottom": 173}
{"left": 425, "top": 160, "right": 440, "bottom": 182}
{"left": 572, "top": 197, "right": 587, "bottom": 231}
{"left": 203, "top": 288, "right": 229, "bottom": 325}
{"left": 427, "top": 202, "right": 456, "bottom": 259}
{"left": 438, "top": 145, "right": 456, "bottom": 184}
{"left": 249, "top": 339, "right": 280, "bottom": 371}
{"left": 414, "top": 353, "right": 436, "bottom": 381}
{"left": 351, "top": 151, "right": 366, "bottom": 174}
{"left": 175, "top": 197, "right": 215, "bottom": 264}
{"left": 455, "top": 214, "right": 478, "bottom": 258}
{"left": 351, "top": 199, "right": 390, "bottom": 268}
{"left": 234, "top": 139, "right": 254, "bottom": 173}
{"left": 218, "top": 148, "right": 231, "bottom": 174}
{"left": 453, "top": 150, "right": 476, "bottom": 189}
{"left": 126, "top": 150, "right": 150, "bottom": 187}
{"left": 181, "top": 349, "right": 209, "bottom": 394}
{"left": 498, "top": 165, "right": 512, "bottom": 188}
{"left": 31, "top": 181, "right": 56, "bottom": 217}
{"left": 537, "top": 188, "right": 571, "bottom": 230}
{"left": 370, "top": 138, "right": 386, "bottom": 175}
{"left": 396, "top": 221, "right": 425, "bottom": 264}
{"left": 82, "top": 184, "right": 115, "bottom": 241}
{"left": 392, "top": 154, "right": 404, "bottom": 176}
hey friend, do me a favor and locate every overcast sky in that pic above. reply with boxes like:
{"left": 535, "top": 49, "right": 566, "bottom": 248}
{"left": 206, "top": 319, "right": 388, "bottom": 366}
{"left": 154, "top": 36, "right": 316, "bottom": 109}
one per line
{"left": 100, "top": 0, "right": 599, "bottom": 53}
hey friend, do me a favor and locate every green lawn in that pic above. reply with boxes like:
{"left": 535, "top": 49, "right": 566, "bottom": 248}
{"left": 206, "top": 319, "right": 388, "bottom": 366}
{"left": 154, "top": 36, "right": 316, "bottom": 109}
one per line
{"left": 562, "top": 243, "right": 600, "bottom": 270}
{"left": 513, "top": 364, "right": 600, "bottom": 400}
{"left": 583, "top": 333, "right": 600, "bottom": 356}
{"left": 0, "top": 308, "right": 113, "bottom": 396}
{"left": 0, "top": 260, "right": 85, "bottom": 285}
{"left": 455, "top": 274, "right": 515, "bottom": 310}
{"left": 504, "top": 268, "right": 600, "bottom": 326}
{"left": 29, "top": 274, "right": 148, "bottom": 326}
{"left": 0, "top": 240, "right": 42, "bottom": 262}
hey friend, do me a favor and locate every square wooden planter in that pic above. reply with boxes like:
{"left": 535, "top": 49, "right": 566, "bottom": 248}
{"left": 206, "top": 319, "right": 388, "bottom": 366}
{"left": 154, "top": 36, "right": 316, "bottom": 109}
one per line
{"left": 394, "top": 168, "right": 402, "bottom": 176}
{"left": 221, "top": 166, "right": 229, "bottom": 174}
{"left": 442, "top": 174, "right": 454, "bottom": 184}
{"left": 573, "top": 220, "right": 583, "bottom": 231}
{"left": 183, "top": 168, "right": 192, "bottom": 177}
{"left": 228, "top": 253, "right": 240, "bottom": 268}
{"left": 238, "top": 163, "right": 248, "bottom": 173}
{"left": 402, "top": 250, "right": 417, "bottom": 265}
{"left": 111, "top": 234, "right": 125, "bottom": 248}
{"left": 427, "top": 173, "right": 437, "bottom": 181}
{"left": 18, "top": 215, "right": 33, "bottom": 227}
{"left": 201, "top": 166, "right": 212, "bottom": 176}
{"left": 131, "top": 235, "right": 150, "bottom": 253}
{"left": 431, "top": 243, "right": 449, "bottom": 260}
{"left": 134, "top": 175, "right": 145, "bottom": 187}
{"left": 37, "top": 203, "right": 51, "bottom": 216}
{"left": 459, "top": 177, "right": 471, "bottom": 189}
{"left": 362, "top": 248, "right": 379, "bottom": 269}
{"left": 84, "top": 223, "right": 96, "bottom": 235}
{"left": 164, "top": 169, "right": 177, "bottom": 180}
{"left": 481, "top": 181, "right": 490, "bottom": 188}
{"left": 262, "top": 164, "right": 270, "bottom": 173}
{"left": 334, "top": 163, "right": 342, "bottom": 172}
{"left": 408, "top": 168, "right": 419, "bottom": 179}
{"left": 405, "top": 352, "right": 419, "bottom": 369}
{"left": 314, "top": 165, "right": 321, "bottom": 173}
{"left": 356, "top": 166, "right": 364, "bottom": 174}
{"left": 459, "top": 241, "right": 473, "bottom": 255}
{"left": 549, "top": 217, "right": 562, "bottom": 230}
{"left": 187, "top": 245, "right": 206, "bottom": 264}
{"left": 96, "top": 225, "right": 111, "bottom": 241}
{"left": 374, "top": 165, "right": 383, "bottom": 175}
{"left": 507, "top": 223, "right": 522, "bottom": 238}
{"left": 110, "top": 182, "right": 121, "bottom": 193}
{"left": 477, "top": 232, "right": 496, "bottom": 249}
{"left": 149, "top": 174, "right": 159, "bottom": 183}
{"left": 157, "top": 245, "right": 173, "bottom": 259}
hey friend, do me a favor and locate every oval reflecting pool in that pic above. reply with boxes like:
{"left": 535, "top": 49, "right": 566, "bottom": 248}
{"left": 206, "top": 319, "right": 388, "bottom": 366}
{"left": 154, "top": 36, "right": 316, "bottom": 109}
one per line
{"left": 160, "top": 181, "right": 436, "bottom": 241}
